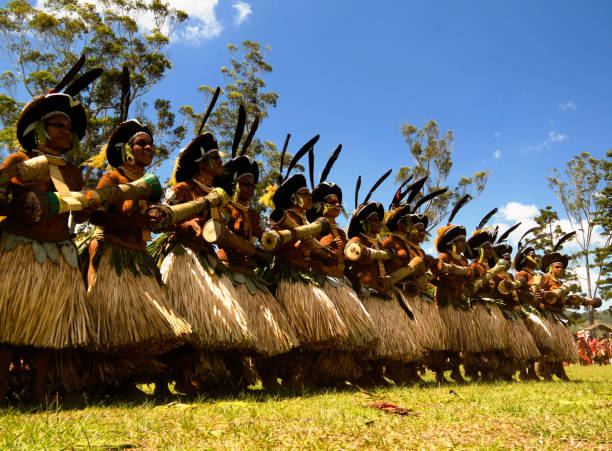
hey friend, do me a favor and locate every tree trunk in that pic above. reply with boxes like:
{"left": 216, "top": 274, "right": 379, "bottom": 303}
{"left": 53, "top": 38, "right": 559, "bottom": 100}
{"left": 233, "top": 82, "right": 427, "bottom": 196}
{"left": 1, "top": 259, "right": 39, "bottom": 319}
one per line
{"left": 585, "top": 253, "right": 594, "bottom": 325}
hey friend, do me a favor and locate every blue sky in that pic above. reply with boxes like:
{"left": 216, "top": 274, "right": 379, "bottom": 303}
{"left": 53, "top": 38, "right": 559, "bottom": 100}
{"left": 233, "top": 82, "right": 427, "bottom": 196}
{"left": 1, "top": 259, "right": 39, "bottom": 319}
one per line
{"left": 4, "top": 1, "right": 611, "bottom": 294}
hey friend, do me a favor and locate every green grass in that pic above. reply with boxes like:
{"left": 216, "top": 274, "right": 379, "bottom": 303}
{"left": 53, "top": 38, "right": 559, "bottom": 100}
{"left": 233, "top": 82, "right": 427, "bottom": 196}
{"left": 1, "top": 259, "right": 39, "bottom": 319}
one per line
{"left": 1, "top": 365, "right": 611, "bottom": 449}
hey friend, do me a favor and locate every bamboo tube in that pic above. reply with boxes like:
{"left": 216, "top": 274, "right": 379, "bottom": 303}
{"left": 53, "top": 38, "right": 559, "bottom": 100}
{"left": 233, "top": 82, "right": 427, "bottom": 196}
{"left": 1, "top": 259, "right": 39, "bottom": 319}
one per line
{"left": 0, "top": 154, "right": 57, "bottom": 186}
{"left": 262, "top": 212, "right": 330, "bottom": 252}
{"left": 344, "top": 242, "right": 393, "bottom": 262}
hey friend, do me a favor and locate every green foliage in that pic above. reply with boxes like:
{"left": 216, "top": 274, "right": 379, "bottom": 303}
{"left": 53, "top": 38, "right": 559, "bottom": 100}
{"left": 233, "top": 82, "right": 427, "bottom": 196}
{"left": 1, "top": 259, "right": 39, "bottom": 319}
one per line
{"left": 0, "top": 0, "right": 188, "bottom": 186}
{"left": 396, "top": 120, "right": 489, "bottom": 230}
{"left": 591, "top": 150, "right": 612, "bottom": 300}
{"left": 532, "top": 206, "right": 564, "bottom": 253}
{"left": 182, "top": 41, "right": 284, "bottom": 205}
{"left": 548, "top": 152, "right": 612, "bottom": 302}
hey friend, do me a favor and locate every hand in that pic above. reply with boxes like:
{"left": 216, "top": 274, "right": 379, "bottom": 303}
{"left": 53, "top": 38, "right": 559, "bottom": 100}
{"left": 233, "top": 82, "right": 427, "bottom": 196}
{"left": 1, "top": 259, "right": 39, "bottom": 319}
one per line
{"left": 332, "top": 235, "right": 344, "bottom": 251}
{"left": 147, "top": 206, "right": 165, "bottom": 229}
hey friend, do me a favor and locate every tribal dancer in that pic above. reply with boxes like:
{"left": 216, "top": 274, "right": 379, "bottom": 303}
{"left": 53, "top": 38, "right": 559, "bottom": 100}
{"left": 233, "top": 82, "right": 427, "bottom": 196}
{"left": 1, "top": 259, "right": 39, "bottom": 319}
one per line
{"left": 0, "top": 59, "right": 101, "bottom": 403}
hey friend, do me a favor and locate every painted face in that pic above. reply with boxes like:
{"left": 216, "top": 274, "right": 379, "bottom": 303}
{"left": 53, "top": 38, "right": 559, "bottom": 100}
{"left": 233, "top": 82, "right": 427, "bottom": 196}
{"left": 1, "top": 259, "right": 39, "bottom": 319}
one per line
{"left": 44, "top": 114, "right": 73, "bottom": 154}
{"left": 323, "top": 194, "right": 341, "bottom": 218}
{"left": 411, "top": 222, "right": 426, "bottom": 244}
{"left": 131, "top": 133, "right": 154, "bottom": 168}
{"left": 236, "top": 173, "right": 255, "bottom": 203}
{"left": 481, "top": 242, "right": 494, "bottom": 259}
{"left": 551, "top": 262, "right": 564, "bottom": 278}
{"left": 501, "top": 253, "right": 511, "bottom": 264}
{"left": 368, "top": 213, "right": 382, "bottom": 234}
{"left": 295, "top": 187, "right": 312, "bottom": 211}
{"left": 454, "top": 236, "right": 467, "bottom": 253}
{"left": 198, "top": 150, "right": 223, "bottom": 178}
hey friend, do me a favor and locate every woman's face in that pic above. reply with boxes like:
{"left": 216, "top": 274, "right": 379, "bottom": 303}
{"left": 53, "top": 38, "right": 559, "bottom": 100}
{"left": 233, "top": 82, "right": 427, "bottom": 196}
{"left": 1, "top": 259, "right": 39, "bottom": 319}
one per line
{"left": 323, "top": 194, "right": 341, "bottom": 219}
{"left": 198, "top": 150, "right": 223, "bottom": 177}
{"left": 551, "top": 262, "right": 565, "bottom": 278}
{"left": 131, "top": 133, "right": 154, "bottom": 168}
{"left": 295, "top": 187, "right": 312, "bottom": 211}
{"left": 236, "top": 174, "right": 255, "bottom": 203}
{"left": 368, "top": 213, "right": 382, "bottom": 234}
{"left": 454, "top": 237, "right": 467, "bottom": 253}
{"left": 44, "top": 114, "right": 73, "bottom": 154}
{"left": 410, "top": 222, "right": 426, "bottom": 244}
{"left": 482, "top": 242, "right": 494, "bottom": 259}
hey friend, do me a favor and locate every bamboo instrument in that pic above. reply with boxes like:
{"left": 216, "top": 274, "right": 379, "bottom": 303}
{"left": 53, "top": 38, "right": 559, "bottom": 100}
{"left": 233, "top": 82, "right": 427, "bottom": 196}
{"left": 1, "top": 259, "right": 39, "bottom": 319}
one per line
{"left": 544, "top": 281, "right": 580, "bottom": 304}
{"left": 498, "top": 277, "right": 527, "bottom": 295}
{"left": 564, "top": 294, "right": 602, "bottom": 308}
{"left": 343, "top": 242, "right": 394, "bottom": 262}
{"left": 261, "top": 208, "right": 330, "bottom": 252}
{"left": 203, "top": 218, "right": 273, "bottom": 265}
{"left": 148, "top": 187, "right": 229, "bottom": 232}
{"left": 402, "top": 270, "right": 434, "bottom": 297}
{"left": 25, "top": 173, "right": 162, "bottom": 223}
{"left": 0, "top": 155, "right": 58, "bottom": 186}
{"left": 436, "top": 260, "right": 473, "bottom": 277}
{"left": 373, "top": 256, "right": 425, "bottom": 293}
{"left": 472, "top": 260, "right": 509, "bottom": 292}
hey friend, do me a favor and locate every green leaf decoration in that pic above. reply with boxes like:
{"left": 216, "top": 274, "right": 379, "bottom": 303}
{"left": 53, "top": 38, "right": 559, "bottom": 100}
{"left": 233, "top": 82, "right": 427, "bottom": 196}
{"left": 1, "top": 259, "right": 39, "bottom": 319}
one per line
{"left": 233, "top": 272, "right": 246, "bottom": 284}
{"left": 31, "top": 240, "right": 46, "bottom": 264}
{"left": 244, "top": 277, "right": 257, "bottom": 295}
{"left": 43, "top": 242, "right": 61, "bottom": 265}
{"left": 4, "top": 233, "right": 18, "bottom": 251}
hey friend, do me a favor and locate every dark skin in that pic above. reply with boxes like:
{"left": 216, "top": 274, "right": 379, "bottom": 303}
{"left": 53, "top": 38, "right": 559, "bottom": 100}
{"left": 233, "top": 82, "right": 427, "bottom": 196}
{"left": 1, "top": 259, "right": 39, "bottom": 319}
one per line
{"left": 0, "top": 114, "right": 75, "bottom": 405}
{"left": 322, "top": 195, "right": 344, "bottom": 250}
{"left": 236, "top": 174, "right": 255, "bottom": 204}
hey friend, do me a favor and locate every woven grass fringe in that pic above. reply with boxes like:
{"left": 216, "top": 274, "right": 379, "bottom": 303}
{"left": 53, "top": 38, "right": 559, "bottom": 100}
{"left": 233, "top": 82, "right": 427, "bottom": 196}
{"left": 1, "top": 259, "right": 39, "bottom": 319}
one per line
{"left": 322, "top": 281, "right": 379, "bottom": 352}
{"left": 314, "top": 350, "right": 364, "bottom": 381}
{"left": 504, "top": 317, "right": 541, "bottom": 361}
{"left": 87, "top": 353, "right": 167, "bottom": 389}
{"left": 87, "top": 242, "right": 191, "bottom": 354}
{"left": 400, "top": 293, "right": 448, "bottom": 352}
{"left": 471, "top": 301, "right": 510, "bottom": 351}
{"left": 543, "top": 311, "right": 578, "bottom": 363}
{"left": 523, "top": 312, "right": 556, "bottom": 355}
{"left": 233, "top": 282, "right": 298, "bottom": 357}
{"left": 361, "top": 290, "right": 424, "bottom": 362}
{"left": 0, "top": 242, "right": 91, "bottom": 348}
{"left": 438, "top": 304, "right": 484, "bottom": 353}
{"left": 275, "top": 278, "right": 348, "bottom": 351}
{"left": 160, "top": 248, "right": 252, "bottom": 350}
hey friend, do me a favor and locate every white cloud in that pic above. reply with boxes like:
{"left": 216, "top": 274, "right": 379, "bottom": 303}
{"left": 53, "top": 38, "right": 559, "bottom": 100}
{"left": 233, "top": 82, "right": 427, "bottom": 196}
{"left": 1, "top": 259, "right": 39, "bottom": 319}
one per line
{"left": 232, "top": 1, "right": 252, "bottom": 25}
{"left": 36, "top": 0, "right": 224, "bottom": 44}
{"left": 500, "top": 202, "right": 539, "bottom": 222}
{"left": 494, "top": 131, "right": 502, "bottom": 139}
{"left": 519, "top": 130, "right": 567, "bottom": 153}
{"left": 559, "top": 101, "right": 576, "bottom": 112}
{"left": 493, "top": 149, "right": 502, "bottom": 159}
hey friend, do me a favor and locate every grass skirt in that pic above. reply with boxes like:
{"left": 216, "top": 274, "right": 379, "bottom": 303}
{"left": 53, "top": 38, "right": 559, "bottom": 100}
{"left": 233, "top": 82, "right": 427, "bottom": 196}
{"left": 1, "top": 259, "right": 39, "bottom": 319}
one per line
{"left": 361, "top": 290, "right": 424, "bottom": 362}
{"left": 275, "top": 278, "right": 348, "bottom": 350}
{"left": 0, "top": 237, "right": 91, "bottom": 348}
{"left": 471, "top": 300, "right": 510, "bottom": 351}
{"left": 321, "top": 280, "right": 379, "bottom": 352}
{"left": 543, "top": 311, "right": 578, "bottom": 363}
{"left": 314, "top": 350, "right": 365, "bottom": 381}
{"left": 160, "top": 247, "right": 252, "bottom": 350}
{"left": 232, "top": 282, "right": 298, "bottom": 357}
{"left": 401, "top": 293, "right": 448, "bottom": 352}
{"left": 504, "top": 316, "right": 541, "bottom": 361}
{"left": 523, "top": 312, "right": 556, "bottom": 355}
{"left": 87, "top": 242, "right": 191, "bottom": 354}
{"left": 438, "top": 302, "right": 484, "bottom": 353}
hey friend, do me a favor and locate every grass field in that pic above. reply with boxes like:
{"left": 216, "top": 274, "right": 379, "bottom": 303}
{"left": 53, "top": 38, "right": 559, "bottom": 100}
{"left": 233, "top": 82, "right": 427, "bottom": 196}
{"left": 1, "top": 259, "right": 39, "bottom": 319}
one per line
{"left": 1, "top": 365, "right": 610, "bottom": 450}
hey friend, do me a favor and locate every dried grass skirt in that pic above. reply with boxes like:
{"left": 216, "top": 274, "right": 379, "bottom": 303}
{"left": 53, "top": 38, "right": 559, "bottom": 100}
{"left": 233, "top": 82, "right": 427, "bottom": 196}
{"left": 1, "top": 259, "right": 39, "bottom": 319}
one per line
{"left": 543, "top": 311, "right": 578, "bottom": 363}
{"left": 504, "top": 315, "right": 541, "bottom": 361}
{"left": 321, "top": 280, "right": 378, "bottom": 352}
{"left": 438, "top": 302, "right": 484, "bottom": 353}
{"left": 361, "top": 290, "right": 424, "bottom": 362}
{"left": 87, "top": 242, "right": 191, "bottom": 354}
{"left": 275, "top": 278, "right": 348, "bottom": 351}
{"left": 471, "top": 300, "right": 510, "bottom": 351}
{"left": 160, "top": 247, "right": 252, "bottom": 350}
{"left": 0, "top": 238, "right": 91, "bottom": 348}
{"left": 232, "top": 282, "right": 298, "bottom": 357}
{"left": 400, "top": 293, "right": 448, "bottom": 352}
{"left": 523, "top": 312, "right": 556, "bottom": 355}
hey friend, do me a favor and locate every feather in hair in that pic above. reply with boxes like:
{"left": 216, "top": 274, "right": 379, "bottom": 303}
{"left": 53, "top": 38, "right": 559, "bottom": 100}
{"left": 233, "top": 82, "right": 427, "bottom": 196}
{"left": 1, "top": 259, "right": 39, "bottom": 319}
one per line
{"left": 319, "top": 144, "right": 342, "bottom": 183}
{"left": 64, "top": 68, "right": 103, "bottom": 97}
{"left": 496, "top": 222, "right": 521, "bottom": 243}
{"left": 278, "top": 133, "right": 291, "bottom": 184}
{"left": 197, "top": 87, "right": 220, "bottom": 135}
{"left": 53, "top": 54, "right": 85, "bottom": 93}
{"left": 354, "top": 175, "right": 361, "bottom": 209}
{"left": 517, "top": 226, "right": 541, "bottom": 247}
{"left": 414, "top": 187, "right": 448, "bottom": 212}
{"left": 363, "top": 169, "right": 392, "bottom": 204}
{"left": 405, "top": 175, "right": 429, "bottom": 205}
{"left": 477, "top": 208, "right": 498, "bottom": 231}
{"left": 447, "top": 194, "right": 471, "bottom": 225}
{"left": 389, "top": 175, "right": 414, "bottom": 209}
{"left": 553, "top": 231, "right": 576, "bottom": 252}
{"left": 241, "top": 115, "right": 259, "bottom": 156}
{"left": 284, "top": 134, "right": 319, "bottom": 181}
{"left": 308, "top": 148, "right": 315, "bottom": 189}
{"left": 232, "top": 105, "right": 246, "bottom": 158}
{"left": 119, "top": 65, "right": 130, "bottom": 122}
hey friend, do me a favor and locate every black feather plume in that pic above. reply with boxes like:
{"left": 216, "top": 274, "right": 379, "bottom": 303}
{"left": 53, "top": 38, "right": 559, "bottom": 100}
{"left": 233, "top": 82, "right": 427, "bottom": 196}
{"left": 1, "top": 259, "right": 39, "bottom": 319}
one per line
{"left": 198, "top": 87, "right": 220, "bottom": 135}
{"left": 405, "top": 175, "right": 430, "bottom": 205}
{"left": 389, "top": 176, "right": 414, "bottom": 209}
{"left": 355, "top": 175, "right": 362, "bottom": 209}
{"left": 492, "top": 225, "right": 499, "bottom": 242}
{"left": 477, "top": 208, "right": 498, "bottom": 230}
{"left": 496, "top": 222, "right": 521, "bottom": 244}
{"left": 363, "top": 169, "right": 392, "bottom": 204}
{"left": 553, "top": 231, "right": 576, "bottom": 252}
{"left": 240, "top": 115, "right": 259, "bottom": 156}
{"left": 54, "top": 54, "right": 85, "bottom": 93}
{"left": 284, "top": 134, "right": 319, "bottom": 181}
{"left": 64, "top": 68, "right": 103, "bottom": 97}
{"left": 517, "top": 226, "right": 541, "bottom": 248}
{"left": 525, "top": 233, "right": 545, "bottom": 247}
{"left": 278, "top": 133, "right": 290, "bottom": 184}
{"left": 319, "top": 144, "right": 342, "bottom": 183}
{"left": 414, "top": 187, "right": 448, "bottom": 212}
{"left": 447, "top": 194, "right": 471, "bottom": 225}
{"left": 119, "top": 65, "right": 130, "bottom": 122}
{"left": 232, "top": 105, "right": 246, "bottom": 158}
{"left": 308, "top": 148, "right": 315, "bottom": 189}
